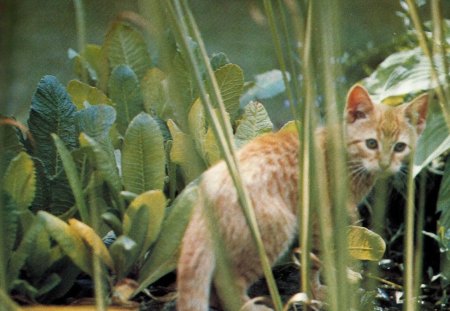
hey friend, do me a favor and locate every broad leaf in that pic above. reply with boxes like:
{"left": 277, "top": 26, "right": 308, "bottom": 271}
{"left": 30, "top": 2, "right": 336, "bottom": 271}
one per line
{"left": 68, "top": 44, "right": 109, "bottom": 90}
{"left": 38, "top": 211, "right": 92, "bottom": 275}
{"left": 3, "top": 152, "right": 36, "bottom": 210}
{"left": 76, "top": 105, "right": 117, "bottom": 166}
{"left": 347, "top": 226, "right": 386, "bottom": 261}
{"left": 210, "top": 52, "right": 230, "bottom": 71}
{"left": 123, "top": 190, "right": 166, "bottom": 260}
{"left": 141, "top": 67, "right": 170, "bottom": 119}
{"left": 79, "top": 133, "right": 122, "bottom": 193}
{"left": 0, "top": 193, "right": 18, "bottom": 263}
{"left": 362, "top": 47, "right": 449, "bottom": 102}
{"left": 110, "top": 235, "right": 138, "bottom": 281}
{"left": 413, "top": 105, "right": 450, "bottom": 176}
{"left": 52, "top": 134, "right": 89, "bottom": 223}
{"left": 235, "top": 101, "right": 273, "bottom": 148}
{"left": 122, "top": 113, "right": 166, "bottom": 193}
{"left": 167, "top": 119, "right": 205, "bottom": 182}
{"left": 437, "top": 157, "right": 450, "bottom": 230}
{"left": 214, "top": 63, "right": 244, "bottom": 119}
{"left": 27, "top": 75, "right": 78, "bottom": 214}
{"left": 167, "top": 40, "right": 202, "bottom": 130}
{"left": 68, "top": 219, "right": 114, "bottom": 270}
{"left": 108, "top": 65, "right": 144, "bottom": 134}
{"left": 8, "top": 215, "right": 45, "bottom": 286}
{"left": 188, "top": 99, "right": 222, "bottom": 166}
{"left": 67, "top": 80, "right": 112, "bottom": 110}
{"left": 360, "top": 47, "right": 450, "bottom": 177}
{"left": 240, "top": 70, "right": 289, "bottom": 107}
{"left": 136, "top": 182, "right": 198, "bottom": 293}
{"left": 103, "top": 22, "right": 151, "bottom": 80}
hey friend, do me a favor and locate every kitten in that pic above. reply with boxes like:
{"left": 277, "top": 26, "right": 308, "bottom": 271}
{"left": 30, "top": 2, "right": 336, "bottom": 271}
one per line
{"left": 176, "top": 85, "right": 428, "bottom": 311}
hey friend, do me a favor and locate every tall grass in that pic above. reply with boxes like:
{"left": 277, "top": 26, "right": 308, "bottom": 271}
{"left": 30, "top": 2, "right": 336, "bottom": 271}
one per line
{"left": 151, "top": 0, "right": 430, "bottom": 310}
{"left": 68, "top": 0, "right": 447, "bottom": 310}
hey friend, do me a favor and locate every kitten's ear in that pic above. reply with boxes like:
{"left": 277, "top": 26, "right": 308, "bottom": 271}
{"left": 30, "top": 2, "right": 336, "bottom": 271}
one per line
{"left": 405, "top": 93, "right": 428, "bottom": 135}
{"left": 345, "top": 84, "right": 374, "bottom": 123}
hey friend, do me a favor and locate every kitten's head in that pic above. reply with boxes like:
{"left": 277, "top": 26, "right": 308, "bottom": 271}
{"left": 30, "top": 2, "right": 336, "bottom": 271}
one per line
{"left": 344, "top": 85, "right": 428, "bottom": 177}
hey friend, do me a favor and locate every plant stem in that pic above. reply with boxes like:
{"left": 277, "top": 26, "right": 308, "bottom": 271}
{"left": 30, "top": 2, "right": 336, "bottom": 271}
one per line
{"left": 405, "top": 0, "right": 450, "bottom": 130}
{"left": 404, "top": 147, "right": 418, "bottom": 311}
{"left": 73, "top": 0, "right": 87, "bottom": 83}
{"left": 165, "top": 1, "right": 283, "bottom": 310}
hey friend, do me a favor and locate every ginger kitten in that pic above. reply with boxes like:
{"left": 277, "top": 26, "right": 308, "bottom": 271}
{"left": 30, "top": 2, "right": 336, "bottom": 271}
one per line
{"left": 176, "top": 85, "right": 428, "bottom": 311}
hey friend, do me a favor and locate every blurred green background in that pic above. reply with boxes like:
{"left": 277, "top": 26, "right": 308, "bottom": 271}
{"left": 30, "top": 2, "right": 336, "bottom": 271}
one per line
{"left": 0, "top": 0, "right": 446, "bottom": 121}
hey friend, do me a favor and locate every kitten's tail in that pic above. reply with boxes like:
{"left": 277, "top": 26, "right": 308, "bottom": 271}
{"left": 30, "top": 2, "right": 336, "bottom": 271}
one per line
{"left": 177, "top": 207, "right": 215, "bottom": 311}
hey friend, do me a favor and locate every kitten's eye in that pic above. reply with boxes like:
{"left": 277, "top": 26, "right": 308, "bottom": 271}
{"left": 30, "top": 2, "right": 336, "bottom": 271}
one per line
{"left": 394, "top": 142, "right": 407, "bottom": 152}
{"left": 365, "top": 139, "right": 378, "bottom": 150}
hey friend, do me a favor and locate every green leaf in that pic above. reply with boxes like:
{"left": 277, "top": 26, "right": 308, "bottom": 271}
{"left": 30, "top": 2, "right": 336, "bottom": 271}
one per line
{"left": 52, "top": 134, "right": 89, "bottom": 223}
{"left": 188, "top": 99, "right": 222, "bottom": 166}
{"left": 235, "top": 101, "right": 273, "bottom": 148}
{"left": 123, "top": 190, "right": 166, "bottom": 260}
{"left": 8, "top": 215, "right": 45, "bottom": 286}
{"left": 347, "top": 226, "right": 386, "bottom": 261}
{"left": 437, "top": 157, "right": 450, "bottom": 230}
{"left": 67, "top": 79, "right": 113, "bottom": 110}
{"left": 413, "top": 105, "right": 450, "bottom": 176}
{"left": 76, "top": 105, "right": 117, "bottom": 167}
{"left": 68, "top": 44, "right": 109, "bottom": 90}
{"left": 166, "top": 40, "right": 202, "bottom": 129}
{"left": 141, "top": 68, "right": 171, "bottom": 119}
{"left": 108, "top": 65, "right": 144, "bottom": 134}
{"left": 122, "top": 113, "right": 166, "bottom": 193}
{"left": 22, "top": 214, "right": 53, "bottom": 279}
{"left": 167, "top": 119, "right": 205, "bottom": 182}
{"left": 27, "top": 75, "right": 78, "bottom": 214}
{"left": 103, "top": 22, "right": 151, "bottom": 80}
{"left": 0, "top": 193, "right": 19, "bottom": 264}
{"left": 101, "top": 211, "right": 123, "bottom": 235}
{"left": 210, "top": 52, "right": 230, "bottom": 71}
{"left": 68, "top": 219, "right": 114, "bottom": 270}
{"left": 361, "top": 46, "right": 450, "bottom": 178}
{"left": 214, "top": 63, "right": 244, "bottom": 119}
{"left": 3, "top": 152, "right": 36, "bottom": 211}
{"left": 38, "top": 211, "right": 92, "bottom": 275}
{"left": 240, "top": 70, "right": 289, "bottom": 107}
{"left": 0, "top": 118, "right": 23, "bottom": 194}
{"left": 109, "top": 235, "right": 138, "bottom": 280}
{"left": 136, "top": 182, "right": 198, "bottom": 293}
{"left": 362, "top": 47, "right": 449, "bottom": 101}
{"left": 79, "top": 133, "right": 122, "bottom": 193}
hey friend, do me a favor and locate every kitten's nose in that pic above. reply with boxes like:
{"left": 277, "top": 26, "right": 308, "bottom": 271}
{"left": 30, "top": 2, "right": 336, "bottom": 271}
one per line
{"left": 379, "top": 159, "right": 390, "bottom": 171}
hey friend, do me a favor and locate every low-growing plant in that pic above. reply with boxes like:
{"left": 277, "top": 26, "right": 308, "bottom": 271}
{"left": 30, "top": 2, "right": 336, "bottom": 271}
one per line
{"left": 0, "top": 0, "right": 449, "bottom": 310}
